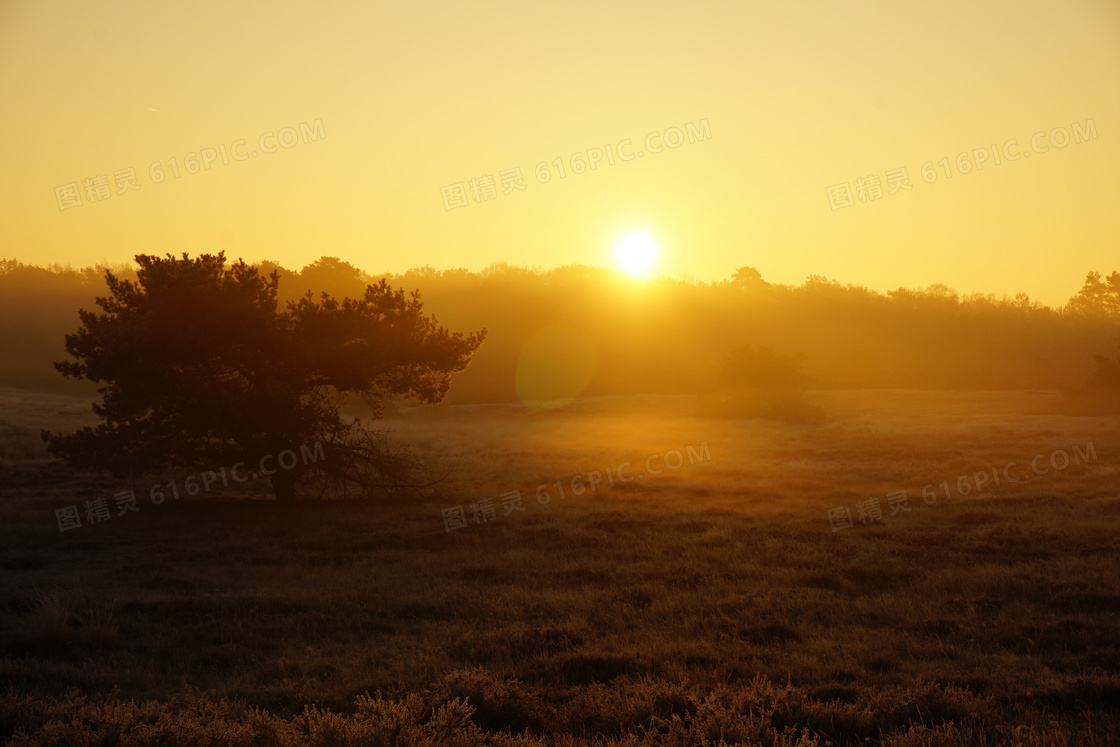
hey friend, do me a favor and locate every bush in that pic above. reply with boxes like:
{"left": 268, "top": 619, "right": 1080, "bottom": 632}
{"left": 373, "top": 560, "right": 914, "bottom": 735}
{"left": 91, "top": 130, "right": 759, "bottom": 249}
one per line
{"left": 697, "top": 345, "right": 819, "bottom": 419}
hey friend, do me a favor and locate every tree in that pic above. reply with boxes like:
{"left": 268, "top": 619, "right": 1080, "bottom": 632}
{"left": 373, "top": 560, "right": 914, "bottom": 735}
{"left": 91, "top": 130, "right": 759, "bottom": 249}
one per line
{"left": 718, "top": 345, "right": 809, "bottom": 393}
{"left": 1066, "top": 270, "right": 1120, "bottom": 318}
{"left": 42, "top": 252, "right": 486, "bottom": 501}
{"left": 1088, "top": 343, "right": 1120, "bottom": 391}
{"left": 1087, "top": 338, "right": 1120, "bottom": 411}
{"left": 730, "top": 266, "right": 769, "bottom": 291}
{"left": 293, "top": 256, "right": 370, "bottom": 302}
{"left": 697, "top": 345, "right": 817, "bottom": 419}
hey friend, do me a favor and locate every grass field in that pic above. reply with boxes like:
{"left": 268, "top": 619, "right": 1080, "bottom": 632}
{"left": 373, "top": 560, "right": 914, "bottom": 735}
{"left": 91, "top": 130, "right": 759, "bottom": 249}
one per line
{"left": 1, "top": 387, "right": 1119, "bottom": 745}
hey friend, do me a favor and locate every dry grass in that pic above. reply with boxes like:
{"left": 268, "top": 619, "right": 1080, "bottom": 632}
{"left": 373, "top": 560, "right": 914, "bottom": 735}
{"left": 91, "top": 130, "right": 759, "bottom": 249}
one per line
{"left": 1, "top": 387, "right": 1119, "bottom": 745}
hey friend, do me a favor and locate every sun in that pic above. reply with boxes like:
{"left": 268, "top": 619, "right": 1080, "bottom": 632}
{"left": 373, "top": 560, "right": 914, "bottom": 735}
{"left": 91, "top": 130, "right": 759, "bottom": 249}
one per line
{"left": 613, "top": 231, "right": 659, "bottom": 278}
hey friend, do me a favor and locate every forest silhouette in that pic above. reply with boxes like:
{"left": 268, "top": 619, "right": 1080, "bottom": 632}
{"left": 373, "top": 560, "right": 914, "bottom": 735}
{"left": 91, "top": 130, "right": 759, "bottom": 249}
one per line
{"left": 3, "top": 257, "right": 1118, "bottom": 405}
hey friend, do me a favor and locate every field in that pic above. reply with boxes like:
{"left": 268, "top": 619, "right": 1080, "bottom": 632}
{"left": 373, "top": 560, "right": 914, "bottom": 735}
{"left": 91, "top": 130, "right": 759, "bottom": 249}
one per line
{"left": 1, "top": 387, "right": 1119, "bottom": 745}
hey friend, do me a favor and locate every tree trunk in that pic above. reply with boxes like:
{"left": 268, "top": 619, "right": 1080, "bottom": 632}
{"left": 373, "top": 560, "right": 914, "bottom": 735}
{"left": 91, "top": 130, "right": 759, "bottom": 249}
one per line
{"left": 270, "top": 471, "right": 297, "bottom": 502}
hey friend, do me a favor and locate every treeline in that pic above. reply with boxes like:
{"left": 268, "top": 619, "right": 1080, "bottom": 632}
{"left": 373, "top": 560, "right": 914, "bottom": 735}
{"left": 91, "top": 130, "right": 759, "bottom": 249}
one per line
{"left": 2, "top": 256, "right": 1119, "bottom": 402}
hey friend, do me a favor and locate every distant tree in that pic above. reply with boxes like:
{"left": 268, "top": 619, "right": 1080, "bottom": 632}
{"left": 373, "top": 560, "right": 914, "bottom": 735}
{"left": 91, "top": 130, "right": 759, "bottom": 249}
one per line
{"left": 801, "top": 274, "right": 841, "bottom": 291}
{"left": 719, "top": 345, "right": 809, "bottom": 395}
{"left": 42, "top": 252, "right": 486, "bottom": 501}
{"left": 1056, "top": 336, "right": 1120, "bottom": 415}
{"left": 698, "top": 345, "right": 816, "bottom": 418}
{"left": 730, "top": 266, "right": 769, "bottom": 290}
{"left": 1088, "top": 340, "right": 1120, "bottom": 389}
{"left": 293, "top": 256, "right": 370, "bottom": 302}
{"left": 1066, "top": 271, "right": 1120, "bottom": 317}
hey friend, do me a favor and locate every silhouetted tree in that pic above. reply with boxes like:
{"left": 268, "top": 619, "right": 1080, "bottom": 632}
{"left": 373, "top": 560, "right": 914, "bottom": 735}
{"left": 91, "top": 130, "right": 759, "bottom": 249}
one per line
{"left": 1088, "top": 340, "right": 1120, "bottom": 392}
{"left": 1066, "top": 271, "right": 1120, "bottom": 317}
{"left": 293, "top": 256, "right": 370, "bottom": 302}
{"left": 42, "top": 252, "right": 486, "bottom": 501}
{"left": 698, "top": 345, "right": 816, "bottom": 418}
{"left": 730, "top": 266, "right": 769, "bottom": 291}
{"left": 1056, "top": 335, "right": 1120, "bottom": 415}
{"left": 719, "top": 345, "right": 809, "bottom": 393}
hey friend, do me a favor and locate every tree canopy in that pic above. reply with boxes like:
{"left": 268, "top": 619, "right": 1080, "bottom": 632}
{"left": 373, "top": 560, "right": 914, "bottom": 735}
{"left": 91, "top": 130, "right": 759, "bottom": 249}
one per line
{"left": 1066, "top": 271, "right": 1120, "bottom": 318}
{"left": 42, "top": 252, "right": 486, "bottom": 500}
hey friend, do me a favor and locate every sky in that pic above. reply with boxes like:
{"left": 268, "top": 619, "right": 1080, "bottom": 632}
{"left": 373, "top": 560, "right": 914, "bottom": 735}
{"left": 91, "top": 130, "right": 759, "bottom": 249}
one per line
{"left": 1, "top": 0, "right": 1118, "bottom": 306}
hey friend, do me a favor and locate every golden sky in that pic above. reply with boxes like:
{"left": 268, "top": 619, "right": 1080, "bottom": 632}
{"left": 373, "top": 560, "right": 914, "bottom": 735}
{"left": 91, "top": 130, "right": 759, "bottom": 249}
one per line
{"left": 1, "top": 0, "right": 1117, "bottom": 305}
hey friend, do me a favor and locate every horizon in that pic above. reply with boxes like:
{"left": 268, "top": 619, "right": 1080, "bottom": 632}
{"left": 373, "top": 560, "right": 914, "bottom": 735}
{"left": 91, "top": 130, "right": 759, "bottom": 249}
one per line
{"left": 2, "top": 252, "right": 1114, "bottom": 310}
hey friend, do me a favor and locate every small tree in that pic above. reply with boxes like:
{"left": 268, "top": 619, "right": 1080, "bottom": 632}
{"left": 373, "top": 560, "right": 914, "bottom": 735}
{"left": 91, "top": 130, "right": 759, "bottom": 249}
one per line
{"left": 698, "top": 345, "right": 815, "bottom": 418}
{"left": 730, "top": 266, "right": 770, "bottom": 291}
{"left": 1080, "top": 339, "right": 1120, "bottom": 414}
{"left": 42, "top": 252, "right": 486, "bottom": 500}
